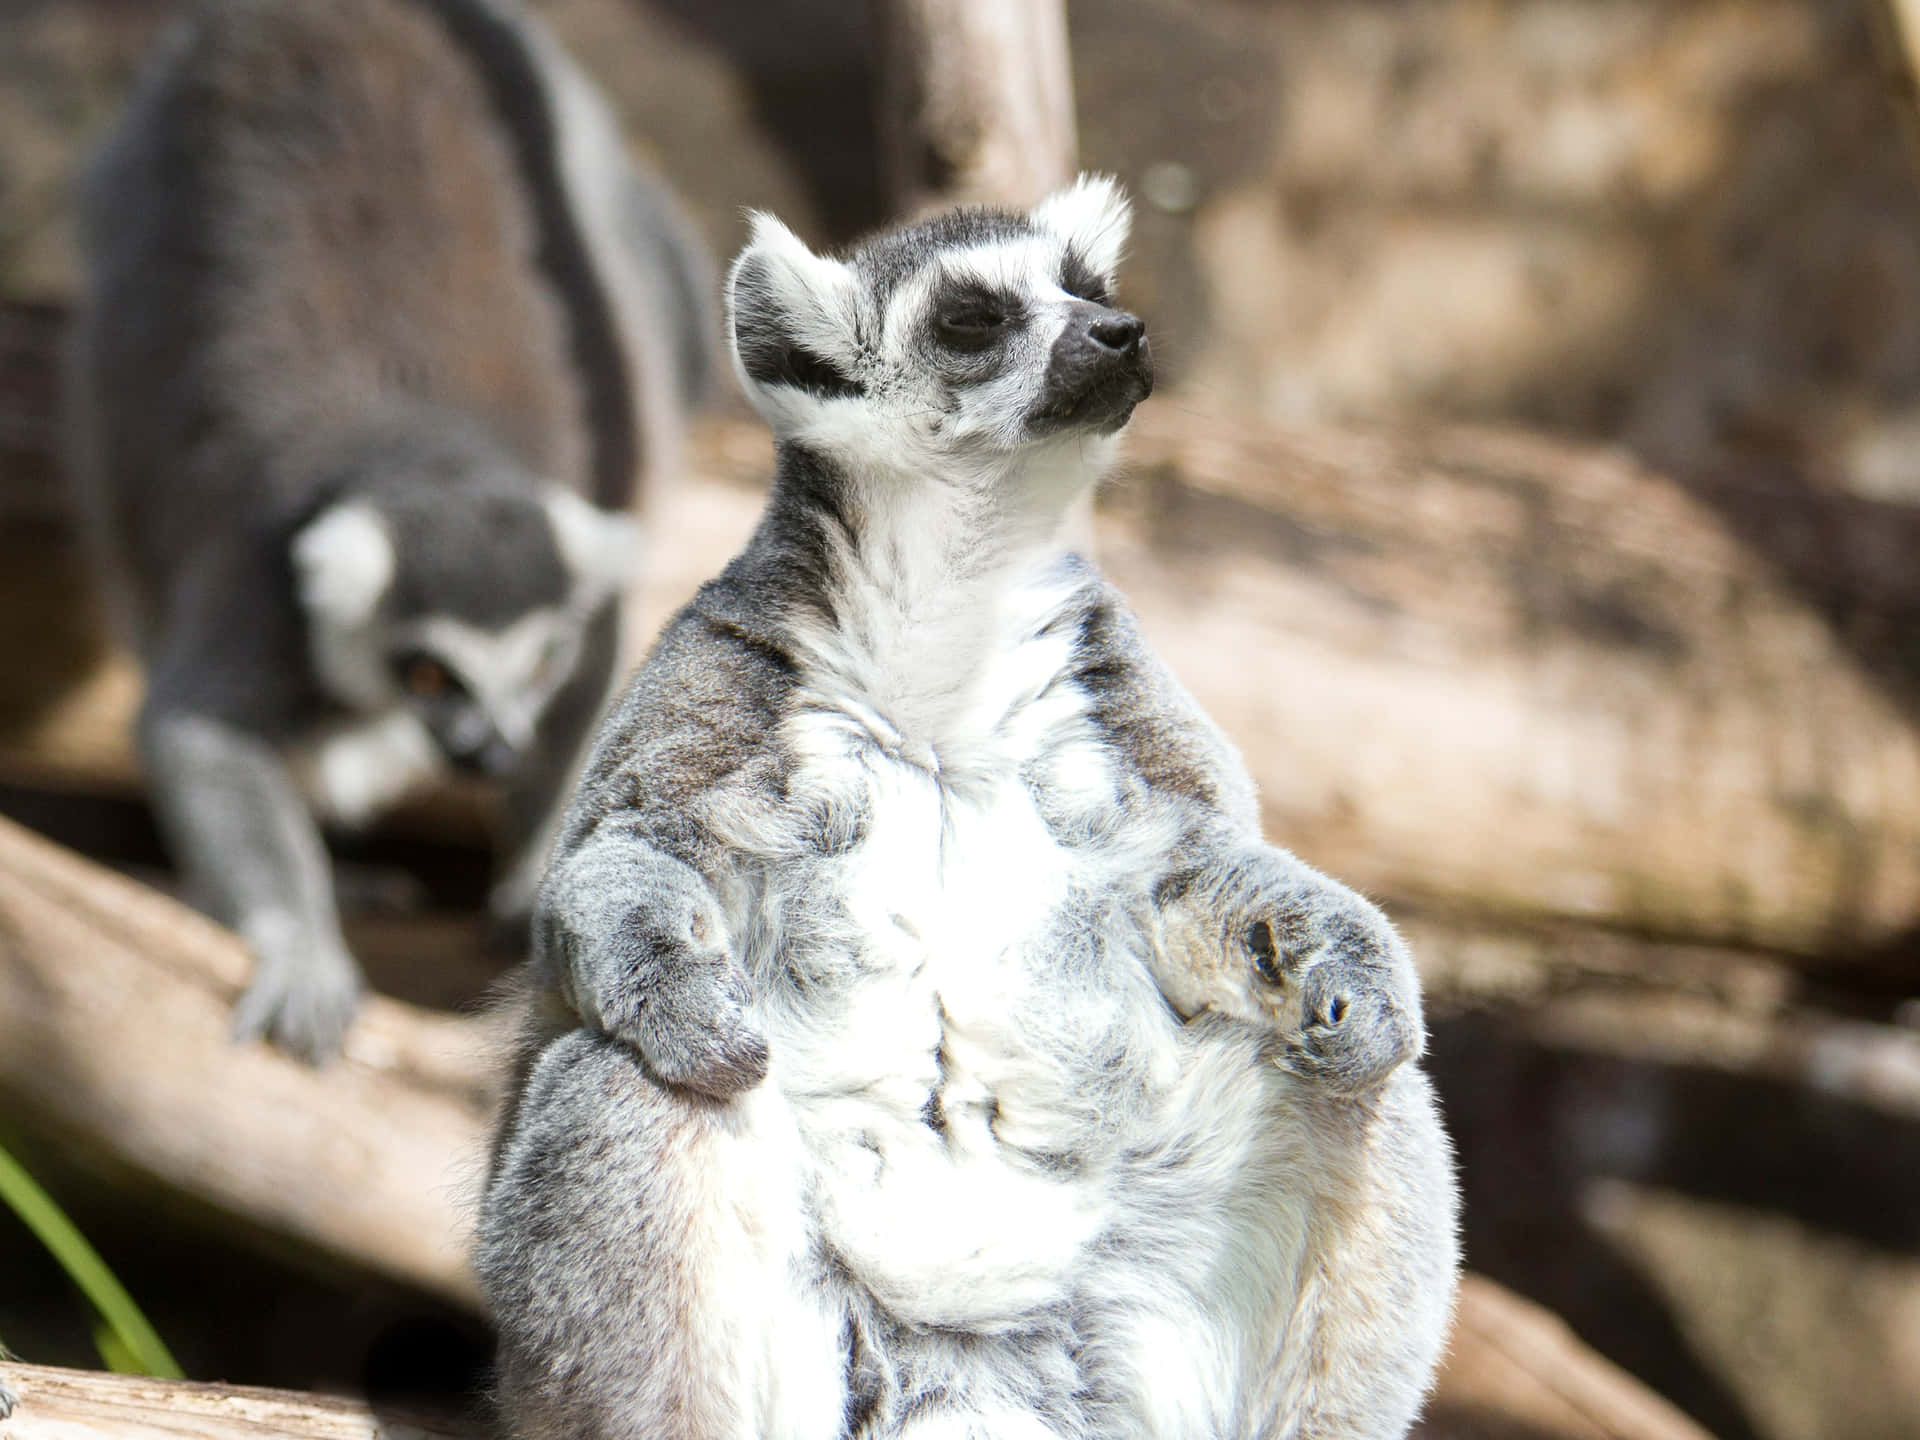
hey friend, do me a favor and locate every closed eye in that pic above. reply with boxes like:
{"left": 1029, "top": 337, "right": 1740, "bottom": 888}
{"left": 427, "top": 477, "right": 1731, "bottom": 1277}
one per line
{"left": 935, "top": 306, "right": 1014, "bottom": 351}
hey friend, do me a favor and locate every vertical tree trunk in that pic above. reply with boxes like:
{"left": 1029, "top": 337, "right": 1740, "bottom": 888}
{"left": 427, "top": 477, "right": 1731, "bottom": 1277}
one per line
{"left": 875, "top": 0, "right": 1077, "bottom": 214}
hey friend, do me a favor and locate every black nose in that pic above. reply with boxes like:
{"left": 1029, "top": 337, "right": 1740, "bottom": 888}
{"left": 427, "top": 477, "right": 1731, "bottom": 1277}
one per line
{"left": 1088, "top": 312, "right": 1145, "bottom": 353}
{"left": 447, "top": 735, "right": 519, "bottom": 778}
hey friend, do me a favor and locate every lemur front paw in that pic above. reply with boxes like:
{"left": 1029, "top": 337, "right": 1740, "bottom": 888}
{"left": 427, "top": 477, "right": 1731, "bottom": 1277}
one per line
{"left": 1239, "top": 872, "right": 1423, "bottom": 1094}
{"left": 564, "top": 890, "right": 769, "bottom": 1099}
{"left": 0, "top": 1370, "right": 17, "bottom": 1420}
{"left": 232, "top": 918, "right": 364, "bottom": 1064}
{"left": 1163, "top": 853, "right": 1423, "bottom": 1094}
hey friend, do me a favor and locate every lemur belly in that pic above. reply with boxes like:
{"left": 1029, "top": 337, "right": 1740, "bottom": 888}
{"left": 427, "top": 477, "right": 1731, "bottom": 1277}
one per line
{"left": 761, "top": 713, "right": 1179, "bottom": 1330}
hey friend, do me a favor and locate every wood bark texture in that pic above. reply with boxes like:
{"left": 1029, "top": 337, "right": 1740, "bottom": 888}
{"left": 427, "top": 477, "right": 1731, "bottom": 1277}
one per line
{"left": 876, "top": 0, "right": 1077, "bottom": 212}
{"left": 0, "top": 1363, "right": 470, "bottom": 1440}
{"left": 1419, "top": 1275, "right": 1718, "bottom": 1440}
{"left": 0, "top": 813, "right": 494, "bottom": 1310}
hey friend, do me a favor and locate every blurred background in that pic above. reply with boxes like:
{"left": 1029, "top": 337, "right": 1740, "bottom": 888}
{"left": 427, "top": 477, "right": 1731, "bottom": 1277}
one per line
{"left": 1, "top": 3, "right": 1917, "bottom": 1439}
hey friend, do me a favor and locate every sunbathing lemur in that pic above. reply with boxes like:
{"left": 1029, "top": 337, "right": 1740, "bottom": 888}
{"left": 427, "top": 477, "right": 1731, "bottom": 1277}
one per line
{"left": 66, "top": 0, "right": 711, "bottom": 1060}
{"left": 481, "top": 177, "right": 1460, "bottom": 1438}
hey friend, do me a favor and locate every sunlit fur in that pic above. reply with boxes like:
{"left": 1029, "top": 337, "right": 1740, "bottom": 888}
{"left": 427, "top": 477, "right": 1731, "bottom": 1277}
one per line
{"left": 481, "top": 178, "right": 1459, "bottom": 1439}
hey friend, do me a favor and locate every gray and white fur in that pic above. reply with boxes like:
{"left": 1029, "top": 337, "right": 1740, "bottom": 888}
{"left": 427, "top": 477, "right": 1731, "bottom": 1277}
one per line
{"left": 66, "top": 0, "right": 712, "bottom": 1061}
{"left": 480, "top": 178, "right": 1459, "bottom": 1438}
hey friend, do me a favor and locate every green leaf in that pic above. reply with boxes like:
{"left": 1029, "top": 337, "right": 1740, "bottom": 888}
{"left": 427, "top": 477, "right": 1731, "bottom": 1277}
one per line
{"left": 91, "top": 1321, "right": 141, "bottom": 1376}
{"left": 0, "top": 1140, "right": 182, "bottom": 1378}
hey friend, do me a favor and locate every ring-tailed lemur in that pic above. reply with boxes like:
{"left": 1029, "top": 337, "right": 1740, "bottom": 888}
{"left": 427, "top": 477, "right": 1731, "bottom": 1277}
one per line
{"left": 65, "top": 0, "right": 712, "bottom": 1062}
{"left": 480, "top": 178, "right": 1459, "bottom": 1438}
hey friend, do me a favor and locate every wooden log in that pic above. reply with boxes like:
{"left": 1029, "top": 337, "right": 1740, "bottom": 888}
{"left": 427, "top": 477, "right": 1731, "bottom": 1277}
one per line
{"left": 1102, "top": 410, "right": 1920, "bottom": 971}
{"left": 874, "top": 0, "right": 1077, "bottom": 213}
{"left": 1420, "top": 1275, "right": 1718, "bottom": 1440}
{"left": 1409, "top": 914, "right": 1920, "bottom": 1120}
{"left": 0, "top": 813, "right": 494, "bottom": 1309}
{"left": 0, "top": 1362, "right": 472, "bottom": 1440}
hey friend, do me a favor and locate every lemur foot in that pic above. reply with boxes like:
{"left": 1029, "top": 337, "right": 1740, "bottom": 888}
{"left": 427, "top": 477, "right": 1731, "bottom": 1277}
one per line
{"left": 1171, "top": 853, "right": 1423, "bottom": 1094}
{"left": 1, "top": 1370, "right": 19, "bottom": 1420}
{"left": 563, "top": 883, "right": 769, "bottom": 1099}
{"left": 231, "top": 920, "right": 364, "bottom": 1065}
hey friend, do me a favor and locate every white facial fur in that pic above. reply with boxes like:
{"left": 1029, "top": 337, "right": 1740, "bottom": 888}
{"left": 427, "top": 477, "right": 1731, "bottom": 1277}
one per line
{"left": 290, "top": 491, "right": 630, "bottom": 750}
{"left": 402, "top": 607, "right": 582, "bottom": 752}
{"left": 543, "top": 488, "right": 638, "bottom": 605}
{"left": 726, "top": 174, "right": 1137, "bottom": 498}
{"left": 292, "top": 502, "right": 399, "bottom": 710}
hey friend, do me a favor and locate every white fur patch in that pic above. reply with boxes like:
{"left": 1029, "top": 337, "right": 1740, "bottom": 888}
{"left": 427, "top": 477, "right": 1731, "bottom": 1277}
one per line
{"left": 293, "top": 708, "right": 442, "bottom": 829}
{"left": 293, "top": 503, "right": 398, "bottom": 710}
{"left": 292, "top": 503, "right": 393, "bottom": 630}
{"left": 1032, "top": 173, "right": 1132, "bottom": 278}
{"left": 544, "top": 487, "right": 638, "bottom": 601}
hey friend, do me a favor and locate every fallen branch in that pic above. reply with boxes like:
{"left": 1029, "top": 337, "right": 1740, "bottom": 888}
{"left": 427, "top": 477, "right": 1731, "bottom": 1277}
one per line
{"left": 1427, "top": 1275, "right": 1717, "bottom": 1440}
{"left": 1410, "top": 913, "right": 1920, "bottom": 1119}
{"left": 0, "top": 1362, "right": 471, "bottom": 1440}
{"left": 1104, "top": 410, "right": 1920, "bottom": 969}
{"left": 0, "top": 814, "right": 494, "bottom": 1310}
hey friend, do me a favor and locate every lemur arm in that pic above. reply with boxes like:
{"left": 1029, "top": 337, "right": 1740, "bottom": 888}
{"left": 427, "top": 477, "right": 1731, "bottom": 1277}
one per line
{"left": 139, "top": 707, "right": 361, "bottom": 1064}
{"left": 1072, "top": 581, "right": 1424, "bottom": 1093}
{"left": 528, "top": 603, "right": 784, "bottom": 1097}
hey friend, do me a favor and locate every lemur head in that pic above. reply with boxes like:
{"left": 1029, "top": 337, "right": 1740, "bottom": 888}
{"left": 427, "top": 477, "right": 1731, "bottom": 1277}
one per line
{"left": 726, "top": 174, "right": 1152, "bottom": 490}
{"left": 290, "top": 483, "right": 632, "bottom": 776}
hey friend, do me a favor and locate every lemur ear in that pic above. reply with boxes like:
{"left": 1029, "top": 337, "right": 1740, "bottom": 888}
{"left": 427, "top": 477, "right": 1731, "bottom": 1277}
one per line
{"left": 544, "top": 489, "right": 638, "bottom": 602}
{"left": 1032, "top": 173, "right": 1132, "bottom": 283}
{"left": 727, "top": 213, "right": 864, "bottom": 402}
{"left": 292, "top": 502, "right": 394, "bottom": 630}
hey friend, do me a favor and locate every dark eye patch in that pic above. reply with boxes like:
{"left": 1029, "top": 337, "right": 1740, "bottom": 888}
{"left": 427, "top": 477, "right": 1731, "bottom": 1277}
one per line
{"left": 392, "top": 649, "right": 467, "bottom": 701}
{"left": 932, "top": 281, "right": 1023, "bottom": 353}
{"left": 1060, "top": 248, "right": 1110, "bottom": 305}
{"left": 756, "top": 342, "right": 864, "bottom": 400}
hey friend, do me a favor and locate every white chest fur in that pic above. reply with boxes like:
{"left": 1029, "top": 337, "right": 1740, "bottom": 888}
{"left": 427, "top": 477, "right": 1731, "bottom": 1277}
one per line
{"left": 753, "top": 598, "right": 1185, "bottom": 1329}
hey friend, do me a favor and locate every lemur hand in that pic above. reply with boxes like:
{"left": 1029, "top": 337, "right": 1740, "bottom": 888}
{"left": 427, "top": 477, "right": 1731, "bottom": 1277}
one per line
{"left": 231, "top": 912, "right": 363, "bottom": 1064}
{"left": 548, "top": 865, "right": 769, "bottom": 1099}
{"left": 1162, "top": 850, "right": 1423, "bottom": 1094}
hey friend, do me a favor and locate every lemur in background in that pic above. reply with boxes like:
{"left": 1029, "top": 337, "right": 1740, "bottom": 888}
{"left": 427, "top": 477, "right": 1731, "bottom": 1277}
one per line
{"left": 66, "top": 0, "right": 711, "bottom": 1061}
{"left": 480, "top": 178, "right": 1459, "bottom": 1438}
